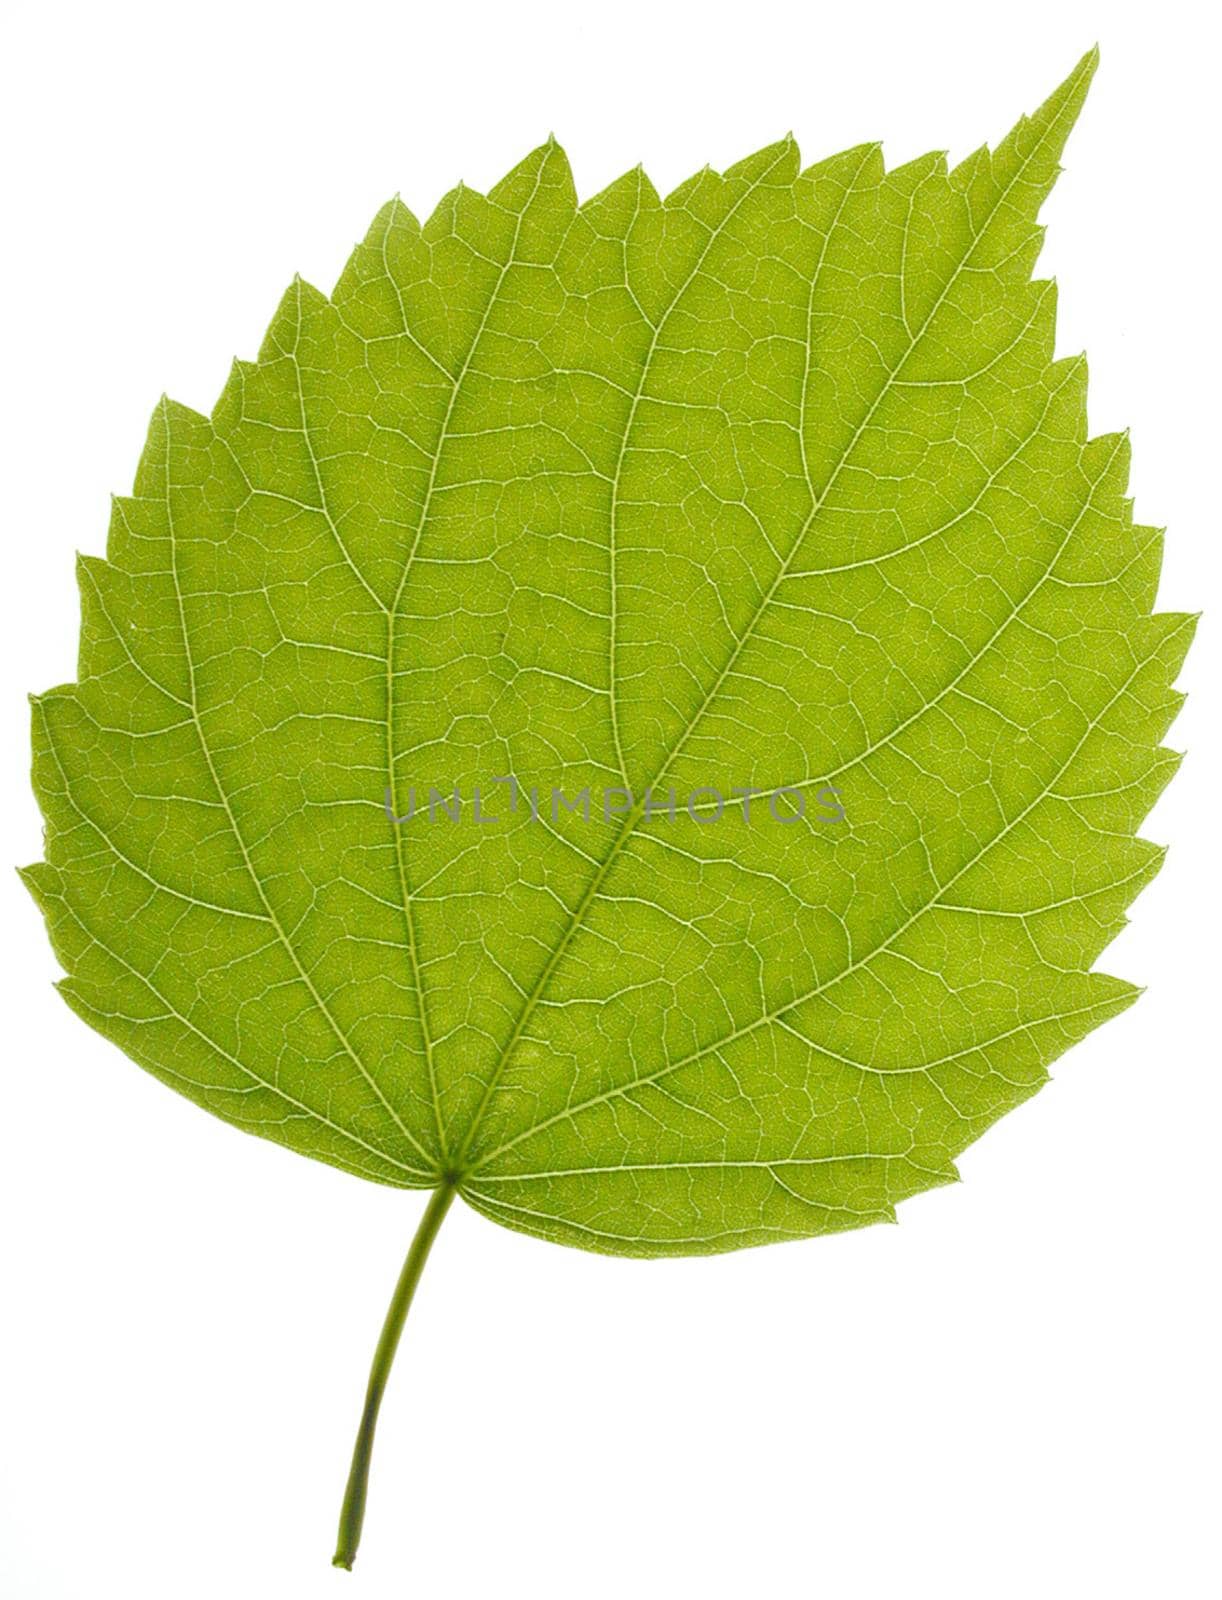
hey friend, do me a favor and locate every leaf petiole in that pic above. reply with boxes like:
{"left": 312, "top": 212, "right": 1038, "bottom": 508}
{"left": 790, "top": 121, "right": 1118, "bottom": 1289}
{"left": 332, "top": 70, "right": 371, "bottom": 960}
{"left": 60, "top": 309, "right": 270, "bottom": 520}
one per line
{"left": 332, "top": 1179, "right": 457, "bottom": 1570}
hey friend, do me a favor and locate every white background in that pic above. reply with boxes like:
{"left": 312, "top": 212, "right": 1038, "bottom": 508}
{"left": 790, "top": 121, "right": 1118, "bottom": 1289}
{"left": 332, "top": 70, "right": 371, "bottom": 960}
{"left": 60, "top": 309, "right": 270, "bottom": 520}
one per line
{"left": 2, "top": 2, "right": 1218, "bottom": 1596}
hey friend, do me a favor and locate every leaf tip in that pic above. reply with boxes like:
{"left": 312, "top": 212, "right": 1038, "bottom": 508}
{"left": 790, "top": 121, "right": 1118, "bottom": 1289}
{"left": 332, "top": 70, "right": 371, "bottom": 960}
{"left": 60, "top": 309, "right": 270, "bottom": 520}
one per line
{"left": 1048, "top": 44, "right": 1101, "bottom": 125}
{"left": 1066, "top": 44, "right": 1100, "bottom": 95}
{"left": 18, "top": 861, "right": 53, "bottom": 915}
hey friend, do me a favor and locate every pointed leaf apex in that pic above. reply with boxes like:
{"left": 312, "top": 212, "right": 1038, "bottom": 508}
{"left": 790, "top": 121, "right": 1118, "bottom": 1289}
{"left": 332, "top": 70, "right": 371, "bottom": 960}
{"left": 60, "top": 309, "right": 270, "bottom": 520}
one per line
{"left": 1044, "top": 44, "right": 1100, "bottom": 127}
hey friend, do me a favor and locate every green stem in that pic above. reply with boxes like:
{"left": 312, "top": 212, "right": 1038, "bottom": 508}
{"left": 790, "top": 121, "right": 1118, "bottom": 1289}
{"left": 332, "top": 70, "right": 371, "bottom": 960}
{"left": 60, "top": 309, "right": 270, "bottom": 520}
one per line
{"left": 333, "top": 1180, "right": 456, "bottom": 1570}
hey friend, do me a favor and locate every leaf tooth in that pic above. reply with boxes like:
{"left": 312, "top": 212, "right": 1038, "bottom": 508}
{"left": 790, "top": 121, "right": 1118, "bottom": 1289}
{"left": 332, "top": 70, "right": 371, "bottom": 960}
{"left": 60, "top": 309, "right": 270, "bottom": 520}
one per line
{"left": 901, "top": 1150, "right": 961, "bottom": 1191}
{"left": 1054, "top": 354, "right": 1090, "bottom": 444}
{"left": 212, "top": 355, "right": 256, "bottom": 422}
{"left": 17, "top": 861, "right": 53, "bottom": 905}
{"left": 1154, "top": 701, "right": 1191, "bottom": 755}
{"left": 155, "top": 391, "right": 208, "bottom": 431}
{"left": 74, "top": 550, "right": 118, "bottom": 673}
{"left": 75, "top": 548, "right": 108, "bottom": 588}
{"left": 1081, "top": 427, "right": 1131, "bottom": 496}
{"left": 885, "top": 148, "right": 949, "bottom": 191}
{"left": 1048, "top": 347, "right": 1088, "bottom": 399}
{"left": 291, "top": 270, "right": 330, "bottom": 309}
{"left": 1144, "top": 609, "right": 1200, "bottom": 681}
{"left": 722, "top": 133, "right": 800, "bottom": 186}
{"left": 949, "top": 140, "right": 991, "bottom": 189}
{"left": 487, "top": 138, "right": 576, "bottom": 215}
{"left": 800, "top": 139, "right": 883, "bottom": 185}
{"left": 579, "top": 161, "right": 662, "bottom": 219}
{"left": 246, "top": 276, "right": 331, "bottom": 372}
{"left": 107, "top": 489, "right": 134, "bottom": 544}
{"left": 632, "top": 161, "right": 661, "bottom": 208}
{"left": 367, "top": 191, "right": 421, "bottom": 239}
{"left": 1026, "top": 275, "right": 1060, "bottom": 365}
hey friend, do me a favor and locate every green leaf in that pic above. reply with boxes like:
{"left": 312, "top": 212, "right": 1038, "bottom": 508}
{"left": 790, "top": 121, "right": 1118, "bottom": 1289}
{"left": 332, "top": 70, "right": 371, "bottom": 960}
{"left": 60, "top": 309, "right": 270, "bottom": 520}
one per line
{"left": 24, "top": 48, "right": 1193, "bottom": 1564}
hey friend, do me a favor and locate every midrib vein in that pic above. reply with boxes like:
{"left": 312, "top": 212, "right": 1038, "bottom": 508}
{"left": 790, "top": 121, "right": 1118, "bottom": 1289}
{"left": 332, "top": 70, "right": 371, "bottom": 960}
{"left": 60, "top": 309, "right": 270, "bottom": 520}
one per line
{"left": 451, "top": 147, "right": 796, "bottom": 1166}
{"left": 471, "top": 625, "right": 1181, "bottom": 1174}
{"left": 453, "top": 97, "right": 1084, "bottom": 1173}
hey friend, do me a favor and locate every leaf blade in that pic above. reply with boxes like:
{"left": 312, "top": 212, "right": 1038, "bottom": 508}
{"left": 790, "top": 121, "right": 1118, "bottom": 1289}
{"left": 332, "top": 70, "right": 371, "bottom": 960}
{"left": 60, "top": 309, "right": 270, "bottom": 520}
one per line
{"left": 27, "top": 50, "right": 1193, "bottom": 1260}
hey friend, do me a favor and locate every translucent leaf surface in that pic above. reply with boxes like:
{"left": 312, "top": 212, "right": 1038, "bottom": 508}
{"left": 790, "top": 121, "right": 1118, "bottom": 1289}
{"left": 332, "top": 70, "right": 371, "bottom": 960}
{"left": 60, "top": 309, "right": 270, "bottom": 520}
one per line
{"left": 26, "top": 49, "right": 1193, "bottom": 1261}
